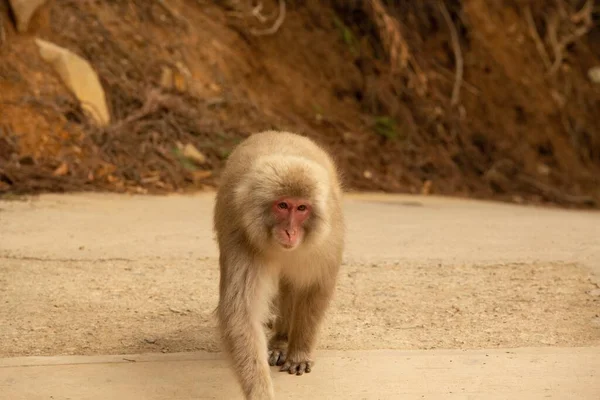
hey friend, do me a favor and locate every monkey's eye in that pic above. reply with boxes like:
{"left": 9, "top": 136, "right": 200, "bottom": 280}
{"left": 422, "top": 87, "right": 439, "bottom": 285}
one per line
{"left": 297, "top": 205, "right": 307, "bottom": 211}
{"left": 277, "top": 202, "right": 288, "bottom": 210}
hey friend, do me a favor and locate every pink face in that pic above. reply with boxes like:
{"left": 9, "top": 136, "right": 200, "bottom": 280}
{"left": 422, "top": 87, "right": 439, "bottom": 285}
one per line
{"left": 271, "top": 197, "right": 311, "bottom": 250}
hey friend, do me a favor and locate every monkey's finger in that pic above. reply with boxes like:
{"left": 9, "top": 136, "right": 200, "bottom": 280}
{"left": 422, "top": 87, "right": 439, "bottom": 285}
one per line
{"left": 296, "top": 362, "right": 306, "bottom": 376}
{"left": 280, "top": 361, "right": 291, "bottom": 372}
{"left": 275, "top": 351, "right": 286, "bottom": 366}
{"left": 305, "top": 362, "right": 312, "bottom": 373}
{"left": 268, "top": 351, "right": 278, "bottom": 366}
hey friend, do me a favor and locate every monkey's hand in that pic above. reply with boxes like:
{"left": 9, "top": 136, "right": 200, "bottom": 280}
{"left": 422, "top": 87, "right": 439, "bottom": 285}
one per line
{"left": 279, "top": 352, "right": 313, "bottom": 376}
{"left": 267, "top": 338, "right": 287, "bottom": 367}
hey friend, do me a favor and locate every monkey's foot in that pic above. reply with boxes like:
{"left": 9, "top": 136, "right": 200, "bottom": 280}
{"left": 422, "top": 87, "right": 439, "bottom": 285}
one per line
{"left": 279, "top": 354, "right": 313, "bottom": 376}
{"left": 268, "top": 347, "right": 287, "bottom": 366}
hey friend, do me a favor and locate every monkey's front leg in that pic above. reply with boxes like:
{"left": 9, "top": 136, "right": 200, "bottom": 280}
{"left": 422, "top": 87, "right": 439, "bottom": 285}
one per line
{"left": 218, "top": 259, "right": 275, "bottom": 399}
{"left": 280, "top": 284, "right": 333, "bottom": 375}
{"left": 268, "top": 280, "right": 294, "bottom": 367}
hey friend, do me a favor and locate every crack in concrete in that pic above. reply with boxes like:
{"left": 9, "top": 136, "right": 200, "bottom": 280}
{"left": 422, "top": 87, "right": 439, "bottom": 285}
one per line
{"left": 0, "top": 255, "right": 135, "bottom": 263}
{"left": 0, "top": 254, "right": 215, "bottom": 263}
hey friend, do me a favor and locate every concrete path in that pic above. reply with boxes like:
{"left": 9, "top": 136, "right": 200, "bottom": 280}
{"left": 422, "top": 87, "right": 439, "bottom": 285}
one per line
{"left": 1, "top": 192, "right": 599, "bottom": 399}
{"left": 2, "top": 348, "right": 599, "bottom": 399}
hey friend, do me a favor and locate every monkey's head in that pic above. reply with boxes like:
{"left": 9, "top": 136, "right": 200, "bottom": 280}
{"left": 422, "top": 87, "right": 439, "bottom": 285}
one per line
{"left": 233, "top": 155, "right": 331, "bottom": 252}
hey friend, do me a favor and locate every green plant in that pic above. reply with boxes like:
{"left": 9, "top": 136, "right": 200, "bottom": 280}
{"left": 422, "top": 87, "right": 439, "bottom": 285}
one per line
{"left": 171, "top": 147, "right": 198, "bottom": 171}
{"left": 374, "top": 116, "right": 399, "bottom": 140}
{"left": 333, "top": 16, "right": 359, "bottom": 56}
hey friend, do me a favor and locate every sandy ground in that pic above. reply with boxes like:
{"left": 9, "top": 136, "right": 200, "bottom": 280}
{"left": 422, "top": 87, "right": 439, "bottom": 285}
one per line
{"left": 0, "top": 192, "right": 599, "bottom": 358}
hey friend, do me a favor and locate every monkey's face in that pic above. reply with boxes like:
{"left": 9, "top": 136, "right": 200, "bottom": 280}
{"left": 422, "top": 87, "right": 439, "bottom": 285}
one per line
{"left": 270, "top": 197, "right": 311, "bottom": 250}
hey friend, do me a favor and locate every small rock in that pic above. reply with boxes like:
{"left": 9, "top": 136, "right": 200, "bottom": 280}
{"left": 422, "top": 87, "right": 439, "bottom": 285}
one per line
{"left": 8, "top": 0, "right": 48, "bottom": 33}
{"left": 208, "top": 83, "right": 221, "bottom": 93}
{"left": 35, "top": 38, "right": 110, "bottom": 126}
{"left": 589, "top": 288, "right": 600, "bottom": 297}
{"left": 588, "top": 66, "right": 600, "bottom": 84}
{"left": 458, "top": 105, "right": 466, "bottom": 120}
{"left": 52, "top": 162, "right": 69, "bottom": 176}
{"left": 591, "top": 317, "right": 600, "bottom": 328}
{"left": 536, "top": 163, "right": 550, "bottom": 176}
{"left": 144, "top": 338, "right": 157, "bottom": 344}
{"left": 551, "top": 90, "right": 565, "bottom": 108}
{"left": 160, "top": 62, "right": 192, "bottom": 93}
{"left": 173, "top": 62, "right": 191, "bottom": 92}
{"left": 421, "top": 180, "right": 432, "bottom": 195}
{"left": 159, "top": 66, "right": 174, "bottom": 89}
{"left": 363, "top": 170, "right": 373, "bottom": 179}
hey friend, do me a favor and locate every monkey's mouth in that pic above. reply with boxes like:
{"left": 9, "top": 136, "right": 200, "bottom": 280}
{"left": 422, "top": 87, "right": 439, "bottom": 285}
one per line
{"left": 277, "top": 240, "right": 298, "bottom": 251}
{"left": 273, "top": 230, "right": 299, "bottom": 250}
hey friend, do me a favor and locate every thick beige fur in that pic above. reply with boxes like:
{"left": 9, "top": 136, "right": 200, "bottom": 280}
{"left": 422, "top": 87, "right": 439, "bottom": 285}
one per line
{"left": 214, "top": 131, "right": 345, "bottom": 399}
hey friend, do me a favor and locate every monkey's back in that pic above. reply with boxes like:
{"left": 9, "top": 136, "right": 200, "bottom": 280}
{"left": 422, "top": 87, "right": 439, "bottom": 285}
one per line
{"left": 224, "top": 131, "right": 339, "bottom": 183}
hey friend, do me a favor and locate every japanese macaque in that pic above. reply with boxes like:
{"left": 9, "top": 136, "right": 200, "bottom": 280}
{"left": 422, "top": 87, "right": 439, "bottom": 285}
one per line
{"left": 214, "top": 130, "right": 345, "bottom": 399}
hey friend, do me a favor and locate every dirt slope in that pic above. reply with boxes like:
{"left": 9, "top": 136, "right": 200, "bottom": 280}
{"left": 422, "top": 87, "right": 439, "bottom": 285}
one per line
{"left": 0, "top": 0, "right": 599, "bottom": 207}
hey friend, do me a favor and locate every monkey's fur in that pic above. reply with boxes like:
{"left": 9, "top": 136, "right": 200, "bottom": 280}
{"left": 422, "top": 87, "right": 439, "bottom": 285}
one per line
{"left": 214, "top": 131, "right": 344, "bottom": 399}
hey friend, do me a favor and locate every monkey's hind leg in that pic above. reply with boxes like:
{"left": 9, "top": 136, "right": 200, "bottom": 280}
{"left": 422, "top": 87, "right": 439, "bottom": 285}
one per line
{"left": 280, "top": 283, "right": 333, "bottom": 375}
{"left": 268, "top": 279, "right": 293, "bottom": 366}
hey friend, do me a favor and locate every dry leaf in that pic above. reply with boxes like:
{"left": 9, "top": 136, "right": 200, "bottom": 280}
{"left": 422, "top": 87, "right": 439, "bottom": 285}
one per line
{"left": 182, "top": 143, "right": 207, "bottom": 165}
{"left": 192, "top": 170, "right": 212, "bottom": 183}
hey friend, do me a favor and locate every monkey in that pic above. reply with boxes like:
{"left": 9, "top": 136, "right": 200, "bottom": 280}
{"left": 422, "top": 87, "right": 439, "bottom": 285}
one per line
{"left": 213, "top": 130, "right": 345, "bottom": 399}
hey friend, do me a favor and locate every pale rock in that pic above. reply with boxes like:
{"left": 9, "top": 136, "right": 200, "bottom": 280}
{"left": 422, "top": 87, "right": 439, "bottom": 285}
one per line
{"left": 174, "top": 62, "right": 191, "bottom": 92}
{"left": 536, "top": 163, "right": 550, "bottom": 176}
{"left": 35, "top": 38, "right": 110, "bottom": 126}
{"left": 176, "top": 141, "right": 207, "bottom": 165}
{"left": 588, "top": 66, "right": 600, "bottom": 84}
{"left": 8, "top": 0, "right": 48, "bottom": 33}
{"left": 421, "top": 180, "right": 433, "bottom": 195}
{"left": 52, "top": 162, "right": 69, "bottom": 176}
{"left": 159, "top": 62, "right": 192, "bottom": 93}
{"left": 159, "top": 67, "right": 174, "bottom": 90}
